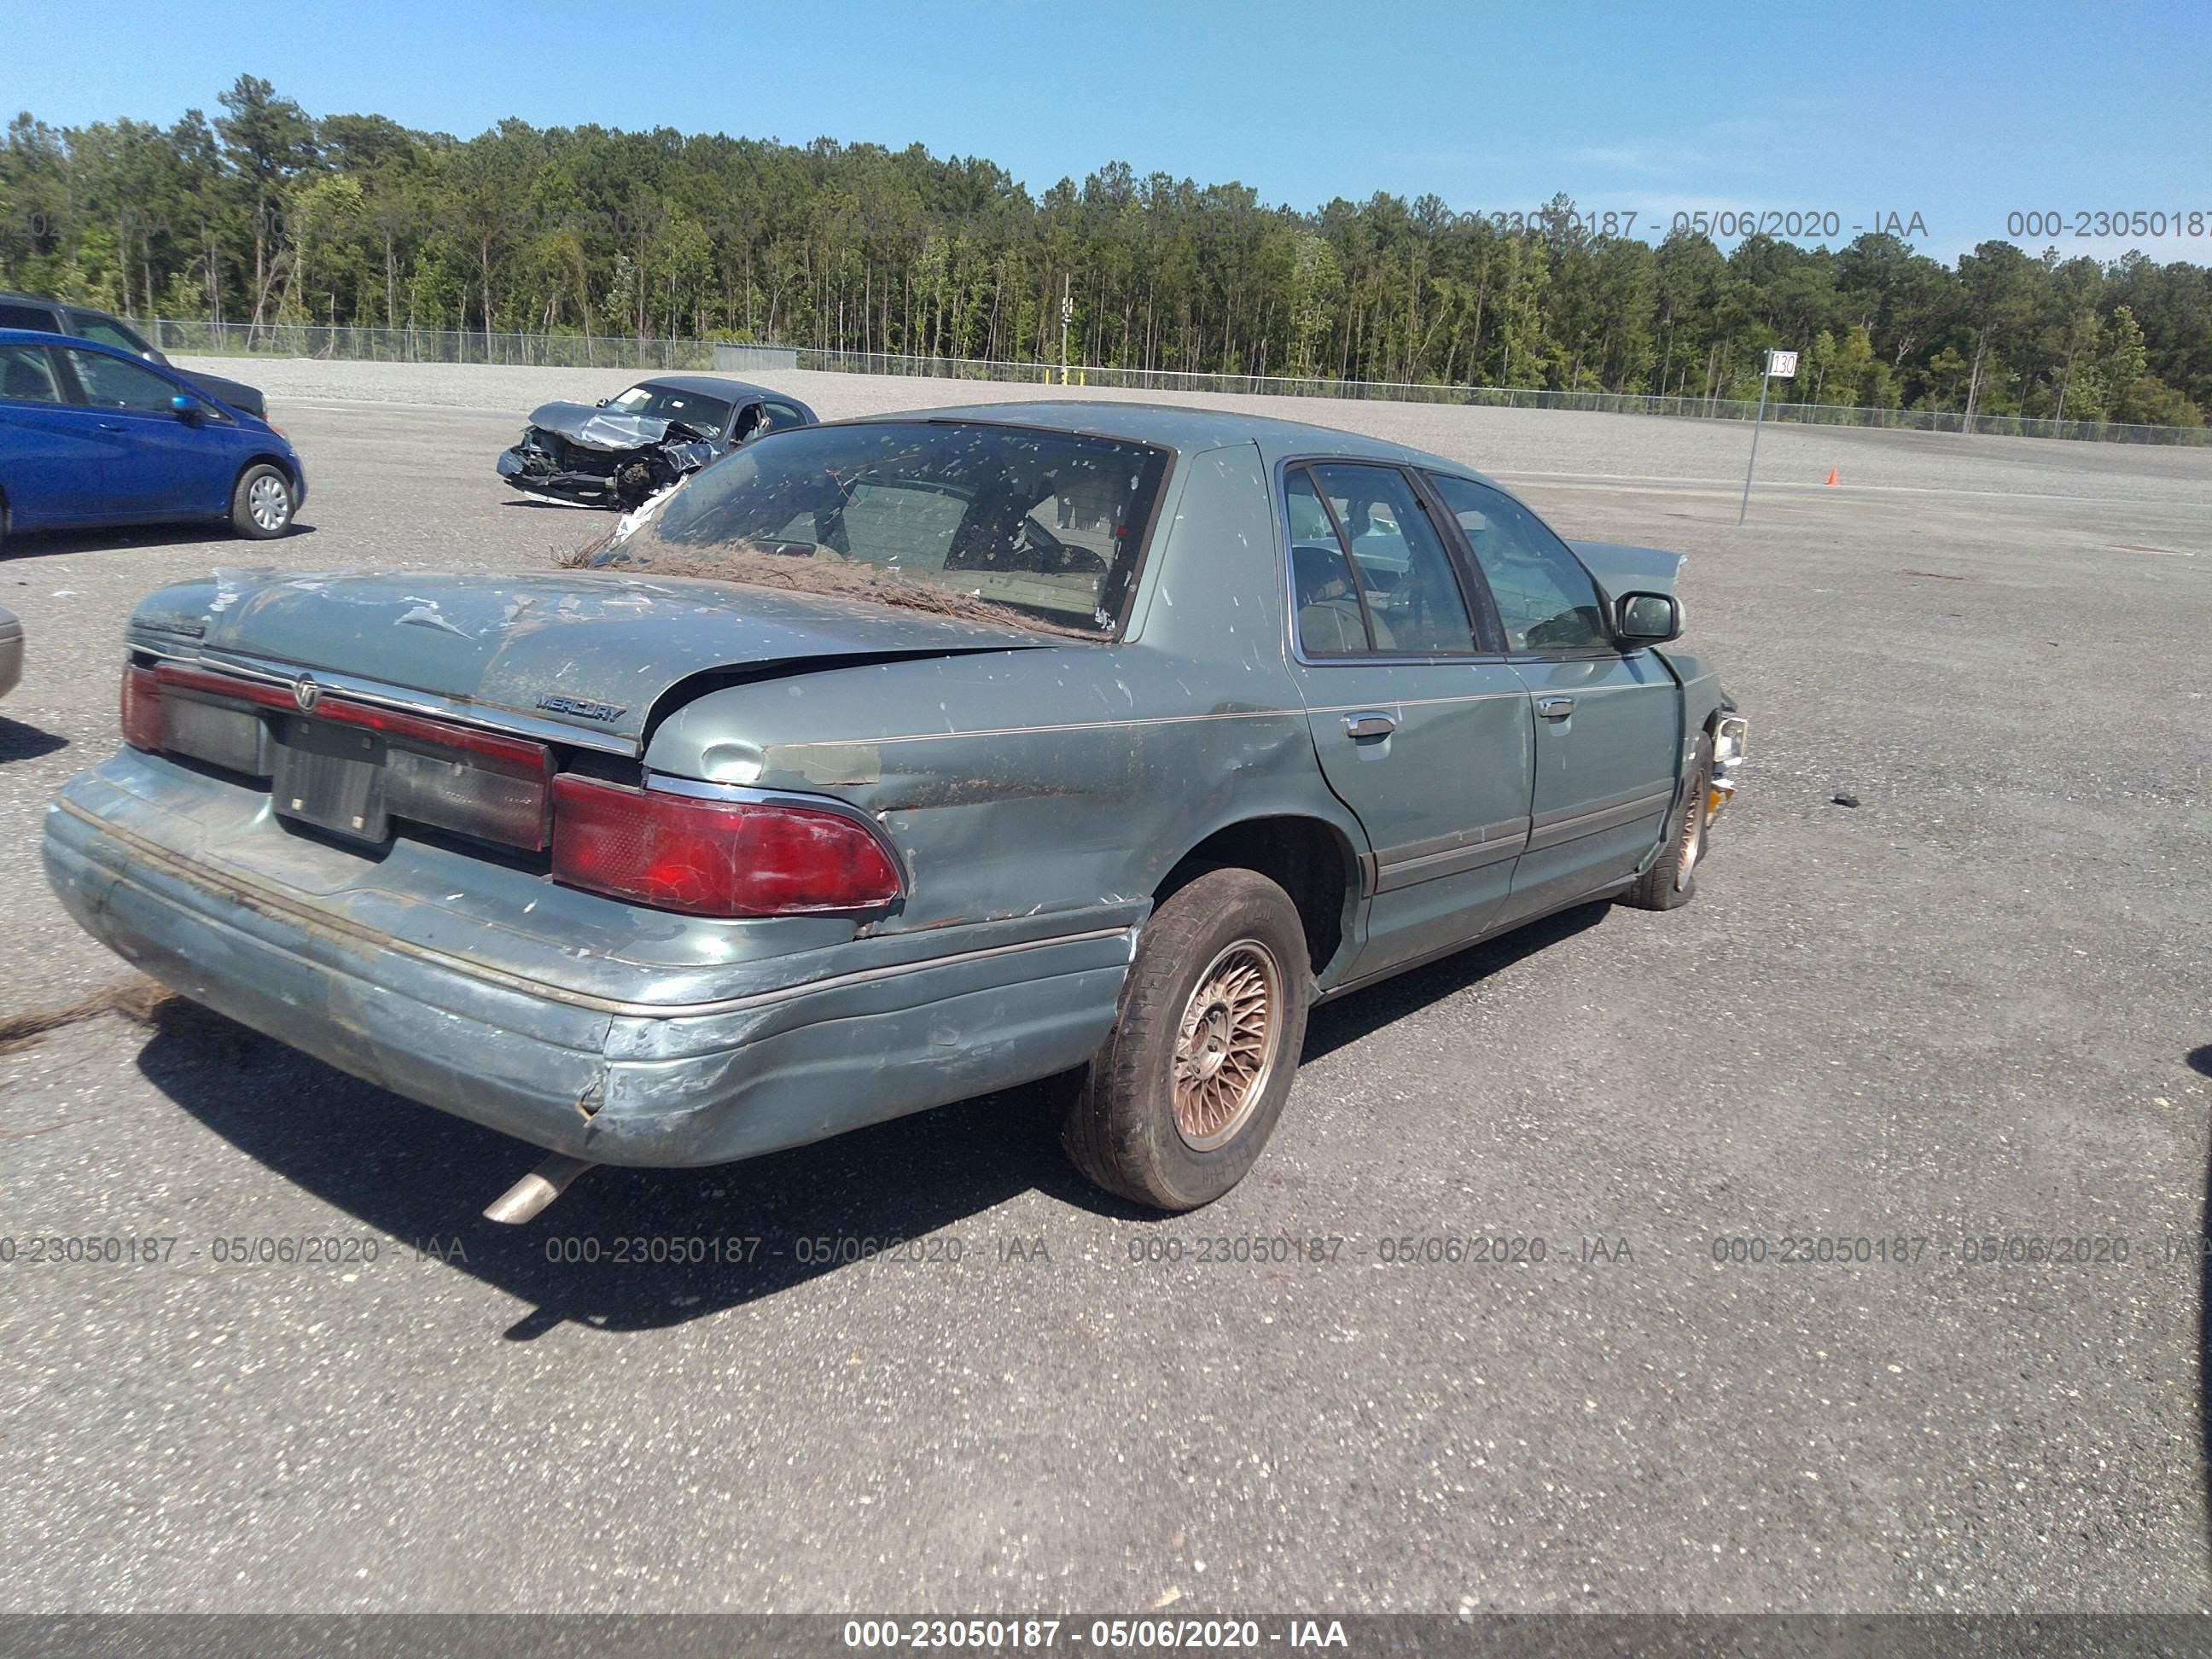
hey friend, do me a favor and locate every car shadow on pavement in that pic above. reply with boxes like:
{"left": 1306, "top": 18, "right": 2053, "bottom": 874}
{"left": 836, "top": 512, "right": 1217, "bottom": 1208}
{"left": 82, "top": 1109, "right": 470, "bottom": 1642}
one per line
{"left": 1301, "top": 900, "right": 1610, "bottom": 1064}
{"left": 134, "top": 1004, "right": 1143, "bottom": 1338}
{"left": 132, "top": 900, "right": 1615, "bottom": 1339}
{"left": 0, "top": 715, "right": 68, "bottom": 761}
{"left": 3, "top": 521, "right": 316, "bottom": 556}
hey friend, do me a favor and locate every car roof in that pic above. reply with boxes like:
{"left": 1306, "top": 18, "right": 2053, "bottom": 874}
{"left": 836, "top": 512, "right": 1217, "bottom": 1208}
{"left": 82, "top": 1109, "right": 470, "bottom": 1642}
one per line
{"left": 629, "top": 374, "right": 792, "bottom": 403}
{"left": 836, "top": 398, "right": 1499, "bottom": 485}
{"left": 0, "top": 291, "right": 122, "bottom": 321}
{"left": 0, "top": 326, "right": 146, "bottom": 358}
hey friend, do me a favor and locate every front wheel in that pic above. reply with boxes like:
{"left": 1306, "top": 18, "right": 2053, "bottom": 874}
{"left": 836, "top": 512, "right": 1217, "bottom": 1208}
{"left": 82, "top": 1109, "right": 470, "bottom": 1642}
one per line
{"left": 230, "top": 463, "right": 295, "bottom": 538}
{"left": 1620, "top": 731, "right": 1713, "bottom": 911}
{"left": 1060, "top": 868, "right": 1311, "bottom": 1210}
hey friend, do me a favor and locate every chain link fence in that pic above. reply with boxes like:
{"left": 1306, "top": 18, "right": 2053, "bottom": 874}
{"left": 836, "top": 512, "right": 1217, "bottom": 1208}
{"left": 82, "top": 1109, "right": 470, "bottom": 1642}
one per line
{"left": 135, "top": 319, "right": 2211, "bottom": 446}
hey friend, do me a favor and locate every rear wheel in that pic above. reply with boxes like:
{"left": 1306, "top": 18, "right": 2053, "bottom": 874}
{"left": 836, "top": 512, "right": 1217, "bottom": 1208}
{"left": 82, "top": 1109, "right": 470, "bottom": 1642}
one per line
{"left": 1060, "top": 868, "right": 1310, "bottom": 1210}
{"left": 230, "top": 463, "right": 294, "bottom": 538}
{"left": 1621, "top": 731, "right": 1713, "bottom": 911}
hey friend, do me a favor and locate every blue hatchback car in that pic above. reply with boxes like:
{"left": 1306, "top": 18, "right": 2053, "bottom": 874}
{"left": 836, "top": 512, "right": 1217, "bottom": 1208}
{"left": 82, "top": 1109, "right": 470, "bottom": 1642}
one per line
{"left": 0, "top": 329, "right": 306, "bottom": 547}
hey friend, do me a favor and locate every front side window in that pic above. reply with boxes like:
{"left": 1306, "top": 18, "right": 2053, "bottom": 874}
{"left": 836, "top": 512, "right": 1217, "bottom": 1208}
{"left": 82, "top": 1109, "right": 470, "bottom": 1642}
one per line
{"left": 0, "top": 343, "right": 65, "bottom": 403}
{"left": 64, "top": 348, "right": 179, "bottom": 413}
{"left": 1429, "top": 474, "right": 1611, "bottom": 653}
{"left": 1290, "top": 462, "right": 1479, "bottom": 656}
{"left": 598, "top": 420, "right": 1170, "bottom": 637}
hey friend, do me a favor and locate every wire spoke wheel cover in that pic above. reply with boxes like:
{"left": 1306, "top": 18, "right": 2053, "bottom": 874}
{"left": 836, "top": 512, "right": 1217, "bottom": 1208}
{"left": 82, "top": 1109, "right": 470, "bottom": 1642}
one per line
{"left": 1172, "top": 940, "right": 1284, "bottom": 1150}
{"left": 1674, "top": 782, "right": 1704, "bottom": 891}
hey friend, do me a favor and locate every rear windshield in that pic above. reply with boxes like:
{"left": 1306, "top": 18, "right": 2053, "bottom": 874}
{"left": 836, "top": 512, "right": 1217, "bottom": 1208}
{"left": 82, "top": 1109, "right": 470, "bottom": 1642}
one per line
{"left": 591, "top": 421, "right": 1171, "bottom": 638}
{"left": 604, "top": 382, "right": 731, "bottom": 434}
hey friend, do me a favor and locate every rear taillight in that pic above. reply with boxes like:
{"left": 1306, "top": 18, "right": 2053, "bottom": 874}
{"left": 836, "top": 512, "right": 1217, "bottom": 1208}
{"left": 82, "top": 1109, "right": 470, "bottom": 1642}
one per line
{"left": 119, "top": 662, "right": 897, "bottom": 917}
{"left": 120, "top": 664, "right": 163, "bottom": 750}
{"left": 550, "top": 775, "right": 903, "bottom": 917}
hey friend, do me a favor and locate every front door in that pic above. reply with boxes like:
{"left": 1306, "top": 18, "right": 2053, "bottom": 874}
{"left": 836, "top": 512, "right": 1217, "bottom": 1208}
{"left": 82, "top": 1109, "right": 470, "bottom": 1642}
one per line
{"left": 1283, "top": 462, "right": 1534, "bottom": 980}
{"left": 1427, "top": 474, "right": 1680, "bottom": 924}
{"left": 58, "top": 347, "right": 228, "bottom": 520}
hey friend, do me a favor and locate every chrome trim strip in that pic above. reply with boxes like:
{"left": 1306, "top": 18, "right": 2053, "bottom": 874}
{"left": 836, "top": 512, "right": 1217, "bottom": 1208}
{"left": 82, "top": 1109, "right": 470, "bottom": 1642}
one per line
{"left": 798, "top": 706, "right": 1308, "bottom": 748}
{"left": 1373, "top": 835, "right": 1522, "bottom": 893}
{"left": 55, "top": 796, "right": 1125, "bottom": 1021}
{"left": 1381, "top": 816, "right": 1531, "bottom": 864}
{"left": 1522, "top": 789, "right": 1674, "bottom": 853}
{"left": 1530, "top": 783, "right": 1674, "bottom": 830}
{"left": 129, "top": 646, "right": 643, "bottom": 757}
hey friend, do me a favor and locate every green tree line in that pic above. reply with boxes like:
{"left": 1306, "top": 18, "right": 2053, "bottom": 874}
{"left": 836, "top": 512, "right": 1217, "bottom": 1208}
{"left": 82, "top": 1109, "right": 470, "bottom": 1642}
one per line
{"left": 3, "top": 75, "right": 2208, "bottom": 426}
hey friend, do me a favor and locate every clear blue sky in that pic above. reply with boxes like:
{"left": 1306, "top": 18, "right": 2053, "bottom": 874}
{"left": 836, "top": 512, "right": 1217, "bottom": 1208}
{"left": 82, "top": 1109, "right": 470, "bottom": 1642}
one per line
{"left": 4, "top": 0, "right": 2207, "bottom": 265}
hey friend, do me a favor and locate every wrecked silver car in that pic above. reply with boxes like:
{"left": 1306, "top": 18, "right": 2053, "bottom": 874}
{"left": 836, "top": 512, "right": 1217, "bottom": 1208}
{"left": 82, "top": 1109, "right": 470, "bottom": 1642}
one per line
{"left": 48, "top": 404, "right": 1741, "bottom": 1219}
{"left": 496, "top": 375, "right": 817, "bottom": 508}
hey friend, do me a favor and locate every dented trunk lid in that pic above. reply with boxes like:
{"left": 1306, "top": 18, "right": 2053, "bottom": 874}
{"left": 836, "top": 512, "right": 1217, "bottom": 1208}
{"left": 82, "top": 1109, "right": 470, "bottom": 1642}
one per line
{"left": 131, "top": 569, "right": 1050, "bottom": 747}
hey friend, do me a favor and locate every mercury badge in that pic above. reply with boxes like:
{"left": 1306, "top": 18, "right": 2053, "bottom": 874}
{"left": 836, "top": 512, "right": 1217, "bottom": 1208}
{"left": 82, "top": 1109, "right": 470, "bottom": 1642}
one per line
{"left": 294, "top": 676, "right": 322, "bottom": 713}
{"left": 536, "top": 692, "right": 626, "bottom": 723}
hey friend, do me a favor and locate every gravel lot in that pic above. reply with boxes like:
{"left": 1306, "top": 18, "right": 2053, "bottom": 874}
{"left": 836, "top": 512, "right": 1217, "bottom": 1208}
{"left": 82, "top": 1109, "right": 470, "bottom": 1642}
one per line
{"left": 2, "top": 358, "right": 2208, "bottom": 1615}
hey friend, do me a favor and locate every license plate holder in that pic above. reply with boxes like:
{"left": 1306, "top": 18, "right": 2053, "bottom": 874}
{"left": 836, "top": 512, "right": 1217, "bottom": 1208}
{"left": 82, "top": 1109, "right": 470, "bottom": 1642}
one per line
{"left": 271, "top": 716, "right": 389, "bottom": 844}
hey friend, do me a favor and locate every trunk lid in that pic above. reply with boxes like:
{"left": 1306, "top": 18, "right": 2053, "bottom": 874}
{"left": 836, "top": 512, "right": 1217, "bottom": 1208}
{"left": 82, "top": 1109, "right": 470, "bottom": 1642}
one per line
{"left": 133, "top": 569, "right": 1050, "bottom": 747}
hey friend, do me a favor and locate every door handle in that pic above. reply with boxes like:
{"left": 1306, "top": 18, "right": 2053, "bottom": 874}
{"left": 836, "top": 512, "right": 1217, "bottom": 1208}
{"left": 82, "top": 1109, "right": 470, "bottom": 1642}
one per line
{"left": 1342, "top": 712, "right": 1396, "bottom": 740}
{"left": 97, "top": 420, "right": 128, "bottom": 432}
{"left": 1536, "top": 697, "right": 1575, "bottom": 720}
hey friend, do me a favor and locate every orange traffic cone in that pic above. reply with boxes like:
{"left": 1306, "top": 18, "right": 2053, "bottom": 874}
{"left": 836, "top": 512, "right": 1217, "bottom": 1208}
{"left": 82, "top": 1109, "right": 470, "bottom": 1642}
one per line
{"left": 1825, "top": 468, "right": 1839, "bottom": 486}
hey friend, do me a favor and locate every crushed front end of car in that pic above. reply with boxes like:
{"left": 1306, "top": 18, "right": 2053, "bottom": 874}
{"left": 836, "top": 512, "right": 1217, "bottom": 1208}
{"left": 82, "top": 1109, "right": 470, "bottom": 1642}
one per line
{"left": 497, "top": 401, "right": 720, "bottom": 509}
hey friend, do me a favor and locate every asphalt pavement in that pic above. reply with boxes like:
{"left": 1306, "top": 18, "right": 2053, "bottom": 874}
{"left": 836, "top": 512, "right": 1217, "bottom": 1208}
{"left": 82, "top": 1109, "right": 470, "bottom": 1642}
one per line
{"left": 2, "top": 359, "right": 2208, "bottom": 1614}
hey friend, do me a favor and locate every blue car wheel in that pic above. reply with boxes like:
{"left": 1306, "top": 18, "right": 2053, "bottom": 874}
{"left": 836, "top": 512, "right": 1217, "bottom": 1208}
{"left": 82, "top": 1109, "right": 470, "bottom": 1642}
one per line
{"left": 230, "top": 463, "right": 294, "bottom": 538}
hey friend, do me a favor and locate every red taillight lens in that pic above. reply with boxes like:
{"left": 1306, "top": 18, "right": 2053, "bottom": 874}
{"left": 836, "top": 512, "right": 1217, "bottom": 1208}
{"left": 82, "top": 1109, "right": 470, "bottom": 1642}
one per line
{"left": 120, "top": 664, "right": 163, "bottom": 750}
{"left": 550, "top": 775, "right": 903, "bottom": 917}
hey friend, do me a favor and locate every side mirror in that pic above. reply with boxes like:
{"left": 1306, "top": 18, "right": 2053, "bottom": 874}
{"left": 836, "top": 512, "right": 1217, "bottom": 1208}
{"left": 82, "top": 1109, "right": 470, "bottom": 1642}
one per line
{"left": 170, "top": 392, "right": 205, "bottom": 421}
{"left": 1614, "top": 591, "right": 1683, "bottom": 645}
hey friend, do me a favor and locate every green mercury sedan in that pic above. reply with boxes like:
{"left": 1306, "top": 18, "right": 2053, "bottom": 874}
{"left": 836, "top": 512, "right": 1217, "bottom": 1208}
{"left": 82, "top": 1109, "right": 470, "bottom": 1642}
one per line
{"left": 44, "top": 402, "right": 1744, "bottom": 1217}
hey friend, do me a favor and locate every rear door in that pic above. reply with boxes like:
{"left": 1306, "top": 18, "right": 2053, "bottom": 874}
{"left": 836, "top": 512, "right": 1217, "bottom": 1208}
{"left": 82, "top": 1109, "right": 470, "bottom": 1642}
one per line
{"left": 58, "top": 346, "right": 231, "bottom": 519}
{"left": 1283, "top": 461, "right": 1534, "bottom": 979}
{"left": 1428, "top": 474, "right": 1680, "bottom": 924}
{"left": 0, "top": 341, "right": 109, "bottom": 527}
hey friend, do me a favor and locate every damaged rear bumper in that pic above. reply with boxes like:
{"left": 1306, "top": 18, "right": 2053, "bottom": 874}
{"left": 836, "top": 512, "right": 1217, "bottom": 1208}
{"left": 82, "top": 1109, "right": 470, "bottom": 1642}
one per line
{"left": 44, "top": 770, "right": 1135, "bottom": 1168}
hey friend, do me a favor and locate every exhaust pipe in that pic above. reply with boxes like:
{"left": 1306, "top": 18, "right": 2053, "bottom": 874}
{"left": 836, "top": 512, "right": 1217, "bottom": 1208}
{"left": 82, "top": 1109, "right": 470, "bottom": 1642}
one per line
{"left": 482, "top": 1153, "right": 596, "bottom": 1225}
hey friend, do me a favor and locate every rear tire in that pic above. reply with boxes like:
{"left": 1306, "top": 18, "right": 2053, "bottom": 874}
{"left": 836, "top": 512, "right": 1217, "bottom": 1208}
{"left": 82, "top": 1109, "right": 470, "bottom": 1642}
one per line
{"left": 1621, "top": 731, "right": 1713, "bottom": 911}
{"left": 1060, "top": 868, "right": 1310, "bottom": 1211}
{"left": 230, "top": 463, "right": 294, "bottom": 538}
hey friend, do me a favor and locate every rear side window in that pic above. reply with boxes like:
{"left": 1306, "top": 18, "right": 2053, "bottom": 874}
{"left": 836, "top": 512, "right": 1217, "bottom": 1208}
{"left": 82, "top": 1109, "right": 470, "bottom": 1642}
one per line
{"left": 64, "top": 348, "right": 178, "bottom": 413}
{"left": 0, "top": 343, "right": 66, "bottom": 403}
{"left": 763, "top": 400, "right": 806, "bottom": 431}
{"left": 1290, "top": 463, "right": 1479, "bottom": 656}
{"left": 0, "top": 300, "right": 62, "bottom": 332}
